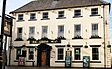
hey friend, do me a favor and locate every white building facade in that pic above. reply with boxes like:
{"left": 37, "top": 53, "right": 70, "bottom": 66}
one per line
{"left": 8, "top": 0, "right": 111, "bottom": 68}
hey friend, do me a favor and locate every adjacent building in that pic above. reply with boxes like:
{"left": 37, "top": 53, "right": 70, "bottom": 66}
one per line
{"left": 8, "top": 0, "right": 111, "bottom": 68}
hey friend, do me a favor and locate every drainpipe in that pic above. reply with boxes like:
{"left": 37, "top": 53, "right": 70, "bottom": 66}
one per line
{"left": 103, "top": 5, "right": 106, "bottom": 68}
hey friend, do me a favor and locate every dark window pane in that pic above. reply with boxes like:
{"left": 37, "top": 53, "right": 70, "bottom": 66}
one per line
{"left": 74, "top": 48, "right": 80, "bottom": 60}
{"left": 30, "top": 13, "right": 36, "bottom": 19}
{"left": 91, "top": 8, "right": 98, "bottom": 15}
{"left": 58, "top": 48, "right": 63, "bottom": 60}
{"left": 43, "top": 12, "right": 48, "bottom": 19}
{"left": 92, "top": 48, "right": 99, "bottom": 60}
{"left": 75, "top": 10, "right": 81, "bottom": 16}
{"left": 18, "top": 14, "right": 23, "bottom": 20}
{"left": 18, "top": 28, "right": 22, "bottom": 33}
{"left": 58, "top": 11, "right": 64, "bottom": 17}
{"left": 16, "top": 48, "right": 21, "bottom": 60}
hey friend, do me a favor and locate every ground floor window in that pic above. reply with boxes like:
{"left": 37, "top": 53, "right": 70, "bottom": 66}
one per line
{"left": 16, "top": 48, "right": 21, "bottom": 60}
{"left": 57, "top": 48, "right": 64, "bottom": 60}
{"left": 92, "top": 48, "right": 99, "bottom": 60}
{"left": 29, "top": 48, "right": 34, "bottom": 60}
{"left": 74, "top": 48, "right": 81, "bottom": 60}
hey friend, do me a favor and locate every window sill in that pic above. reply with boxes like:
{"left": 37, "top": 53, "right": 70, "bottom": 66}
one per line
{"left": 28, "top": 19, "right": 37, "bottom": 21}
{"left": 90, "top": 14, "right": 100, "bottom": 17}
{"left": 90, "top": 61, "right": 101, "bottom": 63}
{"left": 41, "top": 18, "right": 50, "bottom": 20}
{"left": 55, "top": 61, "right": 65, "bottom": 63}
{"left": 56, "top": 17, "right": 66, "bottom": 19}
{"left": 72, "top": 61, "right": 83, "bottom": 63}
{"left": 90, "top": 36, "right": 101, "bottom": 39}
{"left": 16, "top": 20, "right": 25, "bottom": 22}
{"left": 14, "top": 38, "right": 23, "bottom": 41}
{"left": 72, "top": 36, "right": 83, "bottom": 39}
{"left": 73, "top": 16, "right": 83, "bottom": 18}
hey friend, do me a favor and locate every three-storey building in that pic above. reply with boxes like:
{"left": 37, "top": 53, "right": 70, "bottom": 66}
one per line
{"left": 9, "top": 0, "right": 111, "bottom": 68}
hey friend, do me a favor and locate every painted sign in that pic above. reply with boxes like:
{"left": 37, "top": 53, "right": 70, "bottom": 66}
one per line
{"left": 83, "top": 56, "right": 90, "bottom": 68}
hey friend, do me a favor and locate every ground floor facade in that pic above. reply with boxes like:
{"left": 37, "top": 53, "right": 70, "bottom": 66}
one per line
{"left": 8, "top": 39, "right": 111, "bottom": 68}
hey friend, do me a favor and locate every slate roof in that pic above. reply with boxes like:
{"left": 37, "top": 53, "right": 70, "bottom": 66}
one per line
{"left": 10, "top": 0, "right": 110, "bottom": 13}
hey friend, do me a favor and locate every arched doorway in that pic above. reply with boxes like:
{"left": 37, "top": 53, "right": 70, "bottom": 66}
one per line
{"left": 37, "top": 43, "right": 52, "bottom": 67}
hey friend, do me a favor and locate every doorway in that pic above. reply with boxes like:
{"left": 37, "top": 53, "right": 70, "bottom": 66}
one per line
{"left": 37, "top": 43, "right": 52, "bottom": 67}
{"left": 41, "top": 50, "right": 47, "bottom": 66}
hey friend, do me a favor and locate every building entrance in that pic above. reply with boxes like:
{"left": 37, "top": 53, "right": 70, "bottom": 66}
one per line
{"left": 37, "top": 43, "right": 52, "bottom": 67}
{"left": 41, "top": 50, "right": 47, "bottom": 66}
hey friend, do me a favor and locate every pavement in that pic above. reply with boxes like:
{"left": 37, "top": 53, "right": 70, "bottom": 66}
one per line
{"left": 4, "top": 66, "right": 112, "bottom": 69}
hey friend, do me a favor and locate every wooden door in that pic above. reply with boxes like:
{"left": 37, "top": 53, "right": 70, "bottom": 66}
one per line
{"left": 41, "top": 51, "right": 46, "bottom": 66}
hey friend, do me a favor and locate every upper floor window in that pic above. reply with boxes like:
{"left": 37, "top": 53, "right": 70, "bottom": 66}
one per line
{"left": 57, "top": 48, "right": 64, "bottom": 60}
{"left": 92, "top": 24, "right": 98, "bottom": 36}
{"left": 30, "top": 13, "right": 36, "bottom": 20}
{"left": 58, "top": 25, "right": 64, "bottom": 37}
{"left": 42, "top": 26, "right": 48, "bottom": 38}
{"left": 74, "top": 24, "right": 81, "bottom": 37}
{"left": 29, "top": 48, "right": 34, "bottom": 60}
{"left": 92, "top": 48, "right": 99, "bottom": 60}
{"left": 74, "top": 10, "right": 81, "bottom": 16}
{"left": 91, "top": 8, "right": 98, "bottom": 15}
{"left": 29, "top": 27, "right": 35, "bottom": 38}
{"left": 42, "top": 12, "right": 49, "bottom": 19}
{"left": 58, "top": 11, "right": 64, "bottom": 18}
{"left": 18, "top": 14, "right": 24, "bottom": 21}
{"left": 17, "top": 27, "right": 22, "bottom": 39}
{"left": 74, "top": 48, "right": 81, "bottom": 60}
{"left": 16, "top": 48, "right": 21, "bottom": 60}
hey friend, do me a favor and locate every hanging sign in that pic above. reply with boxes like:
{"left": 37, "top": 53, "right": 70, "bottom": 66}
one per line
{"left": 4, "top": 15, "right": 13, "bottom": 37}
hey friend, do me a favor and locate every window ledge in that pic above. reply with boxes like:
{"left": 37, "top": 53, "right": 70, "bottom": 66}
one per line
{"left": 72, "top": 61, "right": 83, "bottom": 63}
{"left": 90, "top": 36, "right": 101, "bottom": 39}
{"left": 56, "top": 17, "right": 66, "bottom": 19}
{"left": 28, "top": 19, "right": 37, "bottom": 21}
{"left": 90, "top": 14, "right": 100, "bottom": 17}
{"left": 72, "top": 36, "right": 83, "bottom": 39}
{"left": 55, "top": 61, "right": 65, "bottom": 63}
{"left": 41, "top": 18, "right": 50, "bottom": 20}
{"left": 14, "top": 60, "right": 19, "bottom": 62}
{"left": 17, "top": 20, "right": 25, "bottom": 22}
{"left": 14, "top": 38, "right": 24, "bottom": 41}
{"left": 90, "top": 61, "right": 101, "bottom": 63}
{"left": 73, "top": 16, "right": 83, "bottom": 18}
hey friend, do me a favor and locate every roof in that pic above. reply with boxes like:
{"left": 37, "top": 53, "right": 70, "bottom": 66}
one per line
{"left": 10, "top": 0, "right": 110, "bottom": 13}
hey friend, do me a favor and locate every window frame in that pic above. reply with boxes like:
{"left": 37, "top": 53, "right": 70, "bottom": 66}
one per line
{"left": 91, "top": 23, "right": 98, "bottom": 36}
{"left": 30, "top": 13, "right": 36, "bottom": 20}
{"left": 16, "top": 48, "right": 21, "bottom": 60}
{"left": 17, "top": 27, "right": 23, "bottom": 39}
{"left": 57, "top": 48, "right": 64, "bottom": 60}
{"left": 74, "top": 48, "right": 81, "bottom": 60}
{"left": 58, "top": 11, "right": 65, "bottom": 18}
{"left": 91, "top": 8, "right": 98, "bottom": 15}
{"left": 92, "top": 47, "right": 99, "bottom": 60}
{"left": 74, "top": 9, "right": 81, "bottom": 16}
{"left": 29, "top": 27, "right": 35, "bottom": 38}
{"left": 58, "top": 25, "right": 64, "bottom": 37}
{"left": 28, "top": 48, "right": 34, "bottom": 60}
{"left": 42, "top": 12, "right": 49, "bottom": 19}
{"left": 42, "top": 26, "right": 48, "bottom": 38}
{"left": 18, "top": 14, "right": 24, "bottom": 21}
{"left": 74, "top": 24, "right": 81, "bottom": 37}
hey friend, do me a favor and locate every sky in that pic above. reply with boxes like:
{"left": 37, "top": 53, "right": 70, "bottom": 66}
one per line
{"left": 0, "top": 0, "right": 112, "bottom": 48}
